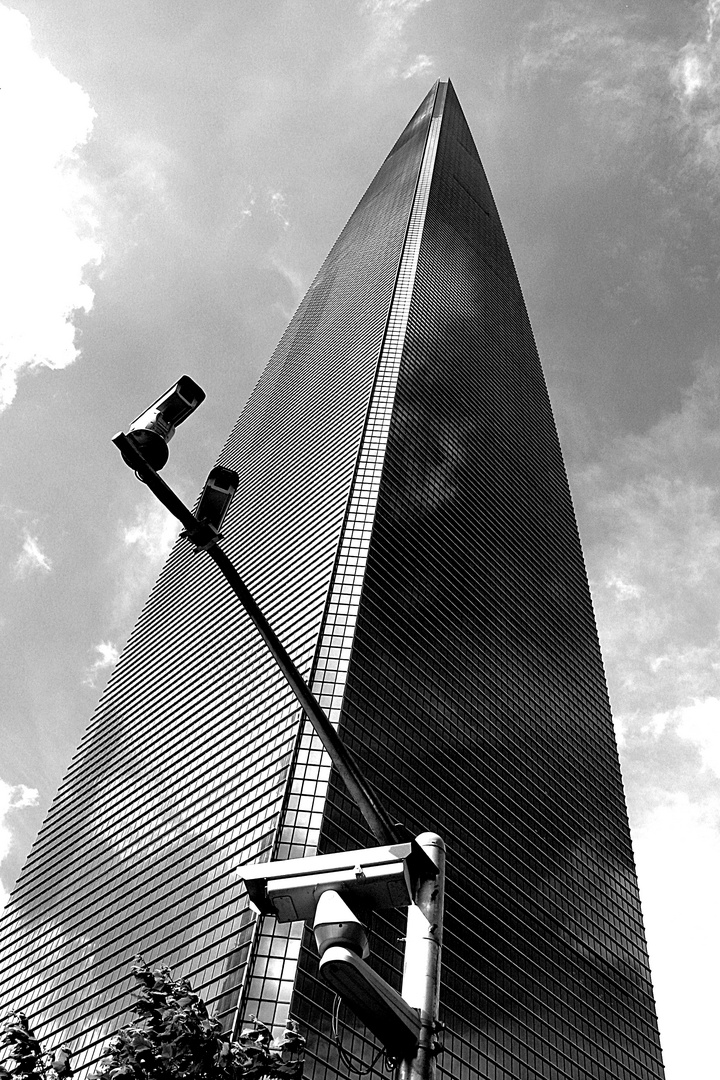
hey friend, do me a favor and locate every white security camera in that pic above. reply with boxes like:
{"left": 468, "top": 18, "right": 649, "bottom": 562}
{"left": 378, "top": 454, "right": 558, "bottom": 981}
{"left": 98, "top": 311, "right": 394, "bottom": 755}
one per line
{"left": 238, "top": 836, "right": 444, "bottom": 1063}
{"left": 313, "top": 887, "right": 370, "bottom": 960}
{"left": 314, "top": 891, "right": 420, "bottom": 1059}
{"left": 122, "top": 376, "right": 206, "bottom": 470}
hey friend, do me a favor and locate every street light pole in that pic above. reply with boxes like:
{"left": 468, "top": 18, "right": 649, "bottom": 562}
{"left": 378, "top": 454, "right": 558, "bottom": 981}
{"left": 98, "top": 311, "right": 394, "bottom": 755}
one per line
{"left": 112, "top": 413, "right": 444, "bottom": 1080}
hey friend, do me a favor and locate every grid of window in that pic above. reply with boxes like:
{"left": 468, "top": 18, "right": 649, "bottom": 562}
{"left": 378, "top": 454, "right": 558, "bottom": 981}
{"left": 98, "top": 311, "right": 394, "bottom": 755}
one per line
{"left": 290, "top": 83, "right": 665, "bottom": 1080}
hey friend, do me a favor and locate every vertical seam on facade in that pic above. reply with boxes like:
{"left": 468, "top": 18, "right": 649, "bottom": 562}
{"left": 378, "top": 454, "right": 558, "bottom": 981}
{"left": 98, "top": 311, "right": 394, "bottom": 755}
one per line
{"left": 284, "top": 93, "right": 445, "bottom": 852}
{"left": 234, "top": 86, "right": 447, "bottom": 1039}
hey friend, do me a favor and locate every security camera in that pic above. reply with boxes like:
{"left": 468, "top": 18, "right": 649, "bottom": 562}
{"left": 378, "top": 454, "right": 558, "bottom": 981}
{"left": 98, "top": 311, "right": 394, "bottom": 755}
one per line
{"left": 313, "top": 886, "right": 370, "bottom": 960}
{"left": 238, "top": 837, "right": 443, "bottom": 1063}
{"left": 195, "top": 466, "right": 239, "bottom": 532}
{"left": 238, "top": 841, "right": 413, "bottom": 922}
{"left": 314, "top": 891, "right": 420, "bottom": 1059}
{"left": 121, "top": 376, "right": 206, "bottom": 470}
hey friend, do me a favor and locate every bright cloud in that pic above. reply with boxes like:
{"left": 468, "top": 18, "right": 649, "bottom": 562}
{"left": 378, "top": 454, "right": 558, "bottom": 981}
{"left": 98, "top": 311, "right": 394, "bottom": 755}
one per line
{"left": 675, "top": 49, "right": 705, "bottom": 98}
{"left": 633, "top": 793, "right": 720, "bottom": 1079}
{"left": 83, "top": 640, "right": 120, "bottom": 687}
{"left": 359, "top": 0, "right": 433, "bottom": 80}
{"left": 114, "top": 503, "right": 179, "bottom": 624}
{"left": 638, "top": 696, "right": 720, "bottom": 776}
{"left": 0, "top": 4, "right": 102, "bottom": 409}
{"left": 268, "top": 190, "right": 290, "bottom": 230}
{"left": 15, "top": 532, "right": 52, "bottom": 577}
{"left": 583, "top": 360, "right": 720, "bottom": 723}
{"left": 676, "top": 697, "right": 720, "bottom": 777}
{"left": 669, "top": 1, "right": 720, "bottom": 172}
{"left": 123, "top": 504, "right": 179, "bottom": 559}
{"left": 578, "top": 361, "right": 720, "bottom": 1075}
{"left": 604, "top": 573, "right": 641, "bottom": 601}
{"left": 402, "top": 53, "right": 434, "bottom": 80}
{"left": 673, "top": 0, "right": 720, "bottom": 99}
{"left": 0, "top": 780, "right": 39, "bottom": 908}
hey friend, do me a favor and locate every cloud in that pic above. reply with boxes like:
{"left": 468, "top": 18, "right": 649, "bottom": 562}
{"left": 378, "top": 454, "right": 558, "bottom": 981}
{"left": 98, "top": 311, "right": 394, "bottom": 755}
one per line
{"left": 83, "top": 640, "right": 120, "bottom": 688}
{"left": 0, "top": 3, "right": 102, "bottom": 409}
{"left": 402, "top": 53, "right": 434, "bottom": 80}
{"left": 675, "top": 49, "right": 705, "bottom": 99}
{"left": 582, "top": 359, "right": 720, "bottom": 727}
{"left": 361, "top": 0, "right": 430, "bottom": 28}
{"left": 516, "top": 4, "right": 673, "bottom": 149}
{"left": 633, "top": 793, "right": 720, "bottom": 1079}
{"left": 676, "top": 697, "right": 720, "bottom": 777}
{"left": 667, "top": 2, "right": 720, "bottom": 178}
{"left": 0, "top": 780, "right": 39, "bottom": 908}
{"left": 267, "top": 190, "right": 290, "bottom": 231}
{"left": 709, "top": 0, "right": 720, "bottom": 40}
{"left": 99, "top": 133, "right": 185, "bottom": 261}
{"left": 358, "top": 0, "right": 433, "bottom": 80}
{"left": 672, "top": 1, "right": 720, "bottom": 100}
{"left": 123, "top": 504, "right": 179, "bottom": 559}
{"left": 113, "top": 503, "right": 179, "bottom": 624}
{"left": 117, "top": 135, "right": 174, "bottom": 208}
{"left": 511, "top": 0, "right": 720, "bottom": 210}
{"left": 576, "top": 359, "right": 720, "bottom": 1073}
{"left": 14, "top": 532, "right": 52, "bottom": 577}
{"left": 270, "top": 255, "right": 306, "bottom": 319}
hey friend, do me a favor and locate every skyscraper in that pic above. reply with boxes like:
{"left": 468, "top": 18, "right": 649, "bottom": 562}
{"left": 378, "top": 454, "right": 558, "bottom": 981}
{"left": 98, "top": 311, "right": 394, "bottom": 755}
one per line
{"left": 0, "top": 79, "right": 664, "bottom": 1080}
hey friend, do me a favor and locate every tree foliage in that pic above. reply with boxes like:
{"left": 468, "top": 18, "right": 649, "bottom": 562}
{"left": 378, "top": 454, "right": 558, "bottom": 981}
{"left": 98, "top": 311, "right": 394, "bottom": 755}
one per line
{"left": 0, "top": 1012, "right": 71, "bottom": 1080}
{"left": 2, "top": 958, "right": 304, "bottom": 1080}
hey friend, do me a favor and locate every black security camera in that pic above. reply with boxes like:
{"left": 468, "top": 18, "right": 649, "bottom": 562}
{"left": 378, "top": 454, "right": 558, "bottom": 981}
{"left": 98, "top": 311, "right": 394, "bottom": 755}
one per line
{"left": 122, "top": 376, "right": 206, "bottom": 470}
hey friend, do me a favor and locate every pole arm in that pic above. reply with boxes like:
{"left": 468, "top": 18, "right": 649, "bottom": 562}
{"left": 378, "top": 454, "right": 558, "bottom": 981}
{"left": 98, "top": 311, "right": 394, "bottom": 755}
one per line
{"left": 112, "top": 432, "right": 400, "bottom": 847}
{"left": 204, "top": 543, "right": 399, "bottom": 846}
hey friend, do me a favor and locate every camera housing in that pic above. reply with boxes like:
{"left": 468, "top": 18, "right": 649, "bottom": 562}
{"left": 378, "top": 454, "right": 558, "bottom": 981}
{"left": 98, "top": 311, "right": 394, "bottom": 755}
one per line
{"left": 313, "top": 888, "right": 370, "bottom": 959}
{"left": 122, "top": 376, "right": 206, "bottom": 470}
{"left": 319, "top": 945, "right": 421, "bottom": 1058}
{"left": 195, "top": 466, "right": 239, "bottom": 532}
{"left": 313, "top": 892, "right": 420, "bottom": 1059}
{"left": 238, "top": 841, "right": 413, "bottom": 922}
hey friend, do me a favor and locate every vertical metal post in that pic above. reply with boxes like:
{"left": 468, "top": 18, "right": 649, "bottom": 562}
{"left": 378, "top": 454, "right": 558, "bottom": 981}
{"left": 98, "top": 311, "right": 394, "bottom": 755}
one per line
{"left": 399, "top": 833, "right": 446, "bottom": 1080}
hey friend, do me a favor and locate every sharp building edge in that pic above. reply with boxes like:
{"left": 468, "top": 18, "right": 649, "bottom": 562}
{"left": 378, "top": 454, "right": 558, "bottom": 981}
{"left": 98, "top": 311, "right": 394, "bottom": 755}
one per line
{"left": 0, "top": 82, "right": 665, "bottom": 1080}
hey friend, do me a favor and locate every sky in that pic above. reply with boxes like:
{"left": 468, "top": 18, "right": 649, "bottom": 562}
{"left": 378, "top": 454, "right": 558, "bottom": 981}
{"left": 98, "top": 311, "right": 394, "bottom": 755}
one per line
{"left": 0, "top": 1, "right": 718, "bottom": 1076}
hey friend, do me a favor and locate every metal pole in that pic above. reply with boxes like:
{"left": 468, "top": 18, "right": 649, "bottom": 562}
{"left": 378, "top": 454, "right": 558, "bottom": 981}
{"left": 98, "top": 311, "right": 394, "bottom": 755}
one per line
{"left": 111, "top": 431, "right": 399, "bottom": 848}
{"left": 204, "top": 543, "right": 399, "bottom": 847}
{"left": 399, "top": 832, "right": 446, "bottom": 1080}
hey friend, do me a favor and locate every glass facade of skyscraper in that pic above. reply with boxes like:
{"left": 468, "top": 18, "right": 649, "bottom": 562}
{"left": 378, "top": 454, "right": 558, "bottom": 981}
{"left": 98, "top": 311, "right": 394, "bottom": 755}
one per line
{"left": 0, "top": 82, "right": 664, "bottom": 1080}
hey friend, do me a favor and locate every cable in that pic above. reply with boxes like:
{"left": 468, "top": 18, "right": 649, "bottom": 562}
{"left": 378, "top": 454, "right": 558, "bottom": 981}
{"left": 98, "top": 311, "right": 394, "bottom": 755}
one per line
{"left": 330, "top": 995, "right": 386, "bottom": 1076}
